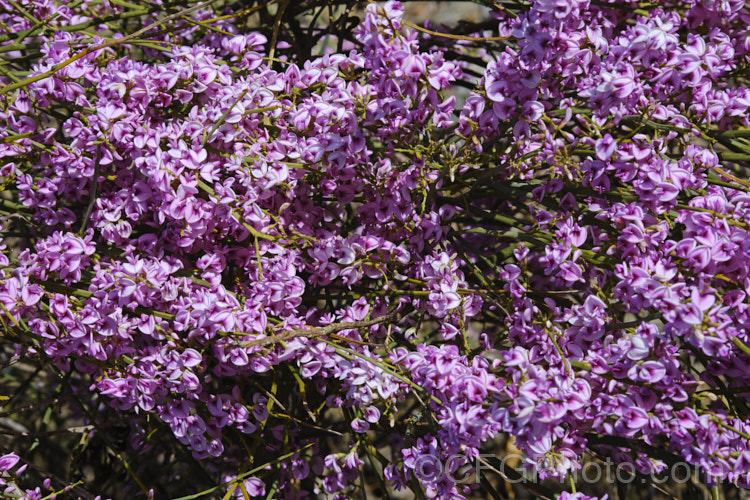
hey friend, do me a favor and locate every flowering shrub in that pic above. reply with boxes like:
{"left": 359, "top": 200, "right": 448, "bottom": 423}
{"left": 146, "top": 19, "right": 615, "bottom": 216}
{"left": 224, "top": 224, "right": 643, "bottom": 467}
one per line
{"left": 2, "top": 0, "right": 750, "bottom": 498}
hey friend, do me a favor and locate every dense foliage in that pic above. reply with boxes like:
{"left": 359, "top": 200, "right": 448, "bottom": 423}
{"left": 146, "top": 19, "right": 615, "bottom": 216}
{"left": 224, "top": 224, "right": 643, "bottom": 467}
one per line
{"left": 2, "top": 0, "right": 750, "bottom": 498}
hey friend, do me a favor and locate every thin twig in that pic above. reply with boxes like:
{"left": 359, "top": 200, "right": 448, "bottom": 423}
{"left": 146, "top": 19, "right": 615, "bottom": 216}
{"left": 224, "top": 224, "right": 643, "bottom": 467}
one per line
{"left": 78, "top": 143, "right": 101, "bottom": 235}
{"left": 401, "top": 18, "right": 511, "bottom": 42}
{"left": 268, "top": 0, "right": 290, "bottom": 62}
{"left": 712, "top": 166, "right": 750, "bottom": 189}
{"left": 0, "top": 444, "right": 98, "bottom": 500}
{"left": 239, "top": 311, "right": 398, "bottom": 348}
{"left": 475, "top": 455, "right": 555, "bottom": 500}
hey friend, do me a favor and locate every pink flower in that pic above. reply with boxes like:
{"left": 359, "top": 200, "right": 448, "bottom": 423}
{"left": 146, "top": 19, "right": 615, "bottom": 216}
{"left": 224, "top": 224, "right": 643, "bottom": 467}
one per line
{"left": 0, "top": 453, "right": 20, "bottom": 471}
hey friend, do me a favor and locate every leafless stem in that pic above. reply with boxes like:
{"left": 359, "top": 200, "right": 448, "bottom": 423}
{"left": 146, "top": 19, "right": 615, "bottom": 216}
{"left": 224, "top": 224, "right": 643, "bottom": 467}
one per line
{"left": 239, "top": 311, "right": 398, "bottom": 348}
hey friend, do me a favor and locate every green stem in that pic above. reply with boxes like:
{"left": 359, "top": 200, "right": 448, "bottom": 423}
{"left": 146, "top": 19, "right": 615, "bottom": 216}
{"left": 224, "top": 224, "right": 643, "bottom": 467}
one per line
{"left": 172, "top": 442, "right": 315, "bottom": 500}
{"left": 711, "top": 416, "right": 750, "bottom": 441}
{"left": 78, "top": 144, "right": 101, "bottom": 235}
{"left": 202, "top": 88, "right": 249, "bottom": 146}
{"left": 720, "top": 152, "right": 750, "bottom": 162}
{"left": 713, "top": 128, "right": 750, "bottom": 139}
{"left": 0, "top": 197, "right": 31, "bottom": 212}
{"left": 0, "top": 131, "right": 34, "bottom": 142}
{"left": 569, "top": 360, "right": 592, "bottom": 371}
{"left": 732, "top": 337, "right": 750, "bottom": 358}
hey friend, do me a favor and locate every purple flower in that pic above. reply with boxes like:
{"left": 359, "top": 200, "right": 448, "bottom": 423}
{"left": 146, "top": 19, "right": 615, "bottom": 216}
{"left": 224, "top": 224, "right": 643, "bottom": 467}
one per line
{"left": 351, "top": 418, "right": 370, "bottom": 433}
{"left": 5, "top": 0, "right": 750, "bottom": 497}
{"left": 363, "top": 406, "right": 380, "bottom": 423}
{"left": 0, "top": 453, "right": 20, "bottom": 471}
{"left": 243, "top": 477, "right": 265, "bottom": 497}
{"left": 629, "top": 361, "right": 668, "bottom": 384}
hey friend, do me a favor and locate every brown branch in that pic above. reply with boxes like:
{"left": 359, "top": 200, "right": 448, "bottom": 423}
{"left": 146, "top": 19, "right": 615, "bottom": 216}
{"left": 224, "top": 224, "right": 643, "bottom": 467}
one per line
{"left": 239, "top": 311, "right": 398, "bottom": 348}
{"left": 400, "top": 18, "right": 511, "bottom": 42}
{"left": 712, "top": 166, "right": 750, "bottom": 189}
{"left": 267, "top": 0, "right": 290, "bottom": 62}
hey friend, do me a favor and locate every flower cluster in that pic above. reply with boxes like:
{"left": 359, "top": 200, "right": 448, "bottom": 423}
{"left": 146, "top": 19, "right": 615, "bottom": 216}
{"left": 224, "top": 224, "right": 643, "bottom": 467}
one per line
{"left": 2, "top": 0, "right": 750, "bottom": 499}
